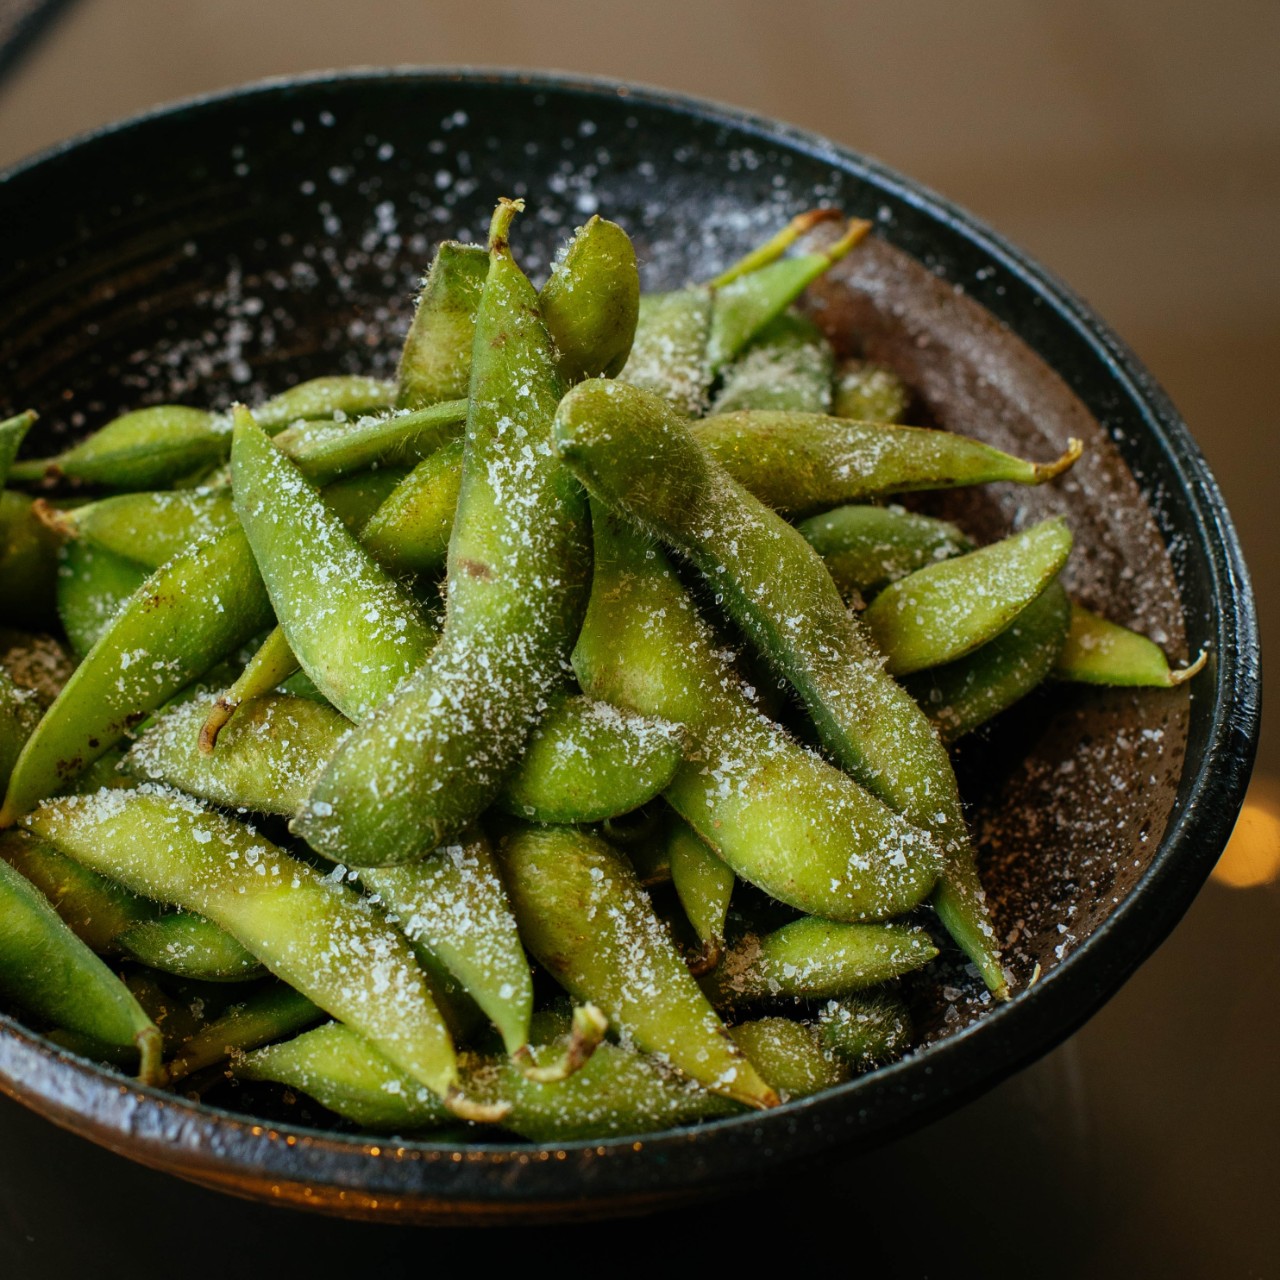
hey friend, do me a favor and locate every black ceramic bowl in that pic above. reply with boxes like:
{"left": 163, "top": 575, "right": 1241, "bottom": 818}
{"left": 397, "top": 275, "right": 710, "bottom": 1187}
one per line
{"left": 0, "top": 69, "right": 1259, "bottom": 1223}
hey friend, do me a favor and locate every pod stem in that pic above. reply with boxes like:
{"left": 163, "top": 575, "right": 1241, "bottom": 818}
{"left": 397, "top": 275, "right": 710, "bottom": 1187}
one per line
{"left": 198, "top": 696, "right": 238, "bottom": 755}
{"left": 515, "top": 1004, "right": 609, "bottom": 1084}
{"left": 1032, "top": 437, "right": 1084, "bottom": 483}
{"left": 31, "top": 498, "right": 79, "bottom": 540}
{"left": 686, "top": 940, "right": 724, "bottom": 978}
{"left": 488, "top": 197, "right": 525, "bottom": 257}
{"left": 710, "top": 207, "right": 843, "bottom": 288}
{"left": 7, "top": 456, "right": 61, "bottom": 485}
{"left": 443, "top": 1087, "right": 512, "bottom": 1125}
{"left": 135, "top": 1026, "right": 167, "bottom": 1088}
{"left": 1168, "top": 647, "right": 1209, "bottom": 686}
{"left": 822, "top": 216, "right": 874, "bottom": 265}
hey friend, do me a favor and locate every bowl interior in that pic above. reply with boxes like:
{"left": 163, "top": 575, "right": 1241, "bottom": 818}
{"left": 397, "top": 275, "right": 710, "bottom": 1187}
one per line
{"left": 0, "top": 71, "right": 1255, "bottom": 1220}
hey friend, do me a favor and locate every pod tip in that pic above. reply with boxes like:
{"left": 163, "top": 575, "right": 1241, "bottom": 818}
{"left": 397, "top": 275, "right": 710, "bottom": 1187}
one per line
{"left": 31, "top": 498, "right": 78, "bottom": 540}
{"left": 198, "top": 696, "right": 238, "bottom": 755}
{"left": 444, "top": 1087, "right": 511, "bottom": 1125}
{"left": 1034, "top": 437, "right": 1084, "bottom": 482}
{"left": 488, "top": 197, "right": 525, "bottom": 253}
{"left": 516, "top": 1004, "right": 608, "bottom": 1084}
{"left": 135, "top": 1025, "right": 167, "bottom": 1087}
{"left": 1168, "top": 647, "right": 1209, "bottom": 685}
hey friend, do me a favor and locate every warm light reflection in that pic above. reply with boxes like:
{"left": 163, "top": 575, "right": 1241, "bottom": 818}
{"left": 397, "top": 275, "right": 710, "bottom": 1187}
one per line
{"left": 1212, "top": 777, "right": 1280, "bottom": 889}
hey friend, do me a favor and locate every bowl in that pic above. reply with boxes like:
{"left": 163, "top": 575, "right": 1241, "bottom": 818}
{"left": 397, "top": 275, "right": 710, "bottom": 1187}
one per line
{"left": 0, "top": 68, "right": 1259, "bottom": 1223}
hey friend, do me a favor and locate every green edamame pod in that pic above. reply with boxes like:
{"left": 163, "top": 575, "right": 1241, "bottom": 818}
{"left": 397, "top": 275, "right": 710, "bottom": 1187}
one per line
{"left": 706, "top": 218, "right": 869, "bottom": 372}
{"left": 129, "top": 693, "right": 346, "bottom": 814}
{"left": 10, "top": 406, "right": 227, "bottom": 490}
{"left": 60, "top": 490, "right": 237, "bottom": 570}
{"left": 832, "top": 359, "right": 911, "bottom": 424}
{"left": 574, "top": 508, "right": 942, "bottom": 923}
{"left": 1, "top": 492, "right": 60, "bottom": 629}
{"left": 239, "top": 1021, "right": 737, "bottom": 1138}
{"left": 692, "top": 412, "right": 1083, "bottom": 517}
{"left": 496, "top": 694, "right": 684, "bottom": 825}
{"left": 252, "top": 376, "right": 396, "bottom": 431}
{"left": 0, "top": 856, "right": 162, "bottom": 1082}
{"left": 619, "top": 287, "right": 714, "bottom": 417}
{"left": 817, "top": 991, "right": 914, "bottom": 1068}
{"left": 864, "top": 517, "right": 1073, "bottom": 676}
{"left": 358, "top": 438, "right": 462, "bottom": 577}
{"left": 54, "top": 538, "right": 150, "bottom": 658}
{"left": 668, "top": 818, "right": 734, "bottom": 969}
{"left": 710, "top": 311, "right": 835, "bottom": 414}
{"left": 296, "top": 199, "right": 592, "bottom": 864}
{"left": 555, "top": 381, "right": 1007, "bottom": 997}
{"left": 397, "top": 240, "right": 490, "bottom": 409}
{"left": 709, "top": 208, "right": 843, "bottom": 288}
{"left": 1054, "top": 602, "right": 1207, "bottom": 687}
{"left": 231, "top": 408, "right": 436, "bottom": 722}
{"left": 167, "top": 984, "right": 323, "bottom": 1082}
{"left": 22, "top": 787, "right": 482, "bottom": 1112}
{"left": 1, "top": 528, "right": 273, "bottom": 823}
{"left": 272, "top": 398, "right": 466, "bottom": 486}
{"left": 706, "top": 918, "right": 937, "bottom": 1006}
{"left": 905, "top": 580, "right": 1072, "bottom": 743}
{"left": 357, "top": 826, "right": 534, "bottom": 1060}
{"left": 1, "top": 825, "right": 264, "bottom": 982}
{"left": 495, "top": 821, "right": 780, "bottom": 1109}
{"left": 797, "top": 504, "right": 973, "bottom": 599}
{"left": 730, "top": 1017, "right": 847, "bottom": 1098}
{"left": 0, "top": 410, "right": 36, "bottom": 487}
{"left": 117, "top": 913, "right": 263, "bottom": 982}
{"left": 539, "top": 214, "right": 640, "bottom": 383}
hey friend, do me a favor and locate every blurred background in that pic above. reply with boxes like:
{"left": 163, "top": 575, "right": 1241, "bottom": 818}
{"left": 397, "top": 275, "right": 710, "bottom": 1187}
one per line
{"left": 0, "top": 2, "right": 1275, "bottom": 1275}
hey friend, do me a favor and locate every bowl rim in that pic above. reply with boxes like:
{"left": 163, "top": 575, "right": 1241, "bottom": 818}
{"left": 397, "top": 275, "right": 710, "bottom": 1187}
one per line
{"left": 0, "top": 65, "right": 1261, "bottom": 1208}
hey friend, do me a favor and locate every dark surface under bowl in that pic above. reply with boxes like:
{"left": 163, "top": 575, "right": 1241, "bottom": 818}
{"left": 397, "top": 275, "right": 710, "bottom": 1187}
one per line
{"left": 0, "top": 69, "right": 1259, "bottom": 1223}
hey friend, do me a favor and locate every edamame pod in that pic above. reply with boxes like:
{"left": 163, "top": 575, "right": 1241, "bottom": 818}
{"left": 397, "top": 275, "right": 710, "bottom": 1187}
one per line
{"left": 710, "top": 311, "right": 835, "bottom": 414}
{"left": 730, "top": 1017, "right": 847, "bottom": 1098}
{"left": 0, "top": 856, "right": 162, "bottom": 1082}
{"left": 1, "top": 492, "right": 60, "bottom": 628}
{"left": 619, "top": 287, "right": 714, "bottom": 417}
{"left": 58, "top": 490, "right": 237, "bottom": 570}
{"left": 832, "top": 359, "right": 911, "bottom": 423}
{"left": 22, "top": 787, "right": 477, "bottom": 1110}
{"left": 231, "top": 408, "right": 436, "bottom": 721}
{"left": 7, "top": 405, "right": 225, "bottom": 490}
{"left": 797, "top": 504, "right": 972, "bottom": 599}
{"left": 357, "top": 827, "right": 535, "bottom": 1061}
{"left": 397, "top": 240, "right": 490, "bottom": 409}
{"left": 706, "top": 918, "right": 937, "bottom": 1005}
{"left": 0, "top": 528, "right": 273, "bottom": 823}
{"left": 252, "top": 376, "right": 396, "bottom": 431}
{"left": 296, "top": 199, "right": 592, "bottom": 864}
{"left": 167, "top": 984, "right": 322, "bottom": 1082}
{"left": 239, "top": 1021, "right": 737, "bottom": 1138}
{"left": 706, "top": 218, "right": 869, "bottom": 372}
{"left": 905, "top": 580, "right": 1072, "bottom": 743}
{"left": 692, "top": 412, "right": 1082, "bottom": 516}
{"left": 574, "top": 508, "right": 942, "bottom": 923}
{"left": 358, "top": 438, "right": 463, "bottom": 577}
{"left": 668, "top": 818, "right": 734, "bottom": 969}
{"left": 54, "top": 538, "right": 149, "bottom": 657}
{"left": 1054, "top": 602, "right": 1207, "bottom": 687}
{"left": 116, "top": 913, "right": 264, "bottom": 982}
{"left": 817, "top": 991, "right": 914, "bottom": 1068}
{"left": 130, "top": 693, "right": 347, "bottom": 814}
{"left": 554, "top": 381, "right": 1007, "bottom": 996}
{"left": 496, "top": 695, "right": 684, "bottom": 825}
{"left": 864, "top": 517, "right": 1073, "bottom": 676}
{"left": 539, "top": 214, "right": 640, "bottom": 383}
{"left": 1, "top": 826, "right": 264, "bottom": 981}
{"left": 495, "top": 822, "right": 780, "bottom": 1109}
{"left": 272, "top": 398, "right": 466, "bottom": 485}
{"left": 0, "top": 410, "right": 36, "bottom": 487}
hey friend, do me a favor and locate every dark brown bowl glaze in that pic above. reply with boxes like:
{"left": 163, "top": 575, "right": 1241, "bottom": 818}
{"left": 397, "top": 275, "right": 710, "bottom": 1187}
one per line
{"left": 0, "top": 69, "right": 1259, "bottom": 1224}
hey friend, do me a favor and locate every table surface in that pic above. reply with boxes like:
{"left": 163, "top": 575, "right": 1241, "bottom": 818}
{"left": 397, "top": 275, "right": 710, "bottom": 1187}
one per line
{"left": 1, "top": 5, "right": 1276, "bottom": 1276}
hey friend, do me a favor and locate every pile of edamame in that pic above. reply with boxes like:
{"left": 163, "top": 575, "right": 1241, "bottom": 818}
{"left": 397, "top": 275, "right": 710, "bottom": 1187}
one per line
{"left": 0, "top": 199, "right": 1204, "bottom": 1140}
